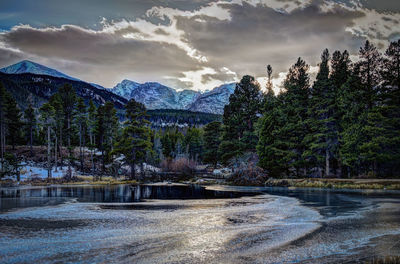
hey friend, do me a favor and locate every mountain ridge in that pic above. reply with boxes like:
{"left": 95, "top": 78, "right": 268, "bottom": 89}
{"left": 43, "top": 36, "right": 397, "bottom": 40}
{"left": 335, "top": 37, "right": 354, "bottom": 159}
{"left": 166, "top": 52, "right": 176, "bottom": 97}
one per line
{"left": 1, "top": 60, "right": 236, "bottom": 113}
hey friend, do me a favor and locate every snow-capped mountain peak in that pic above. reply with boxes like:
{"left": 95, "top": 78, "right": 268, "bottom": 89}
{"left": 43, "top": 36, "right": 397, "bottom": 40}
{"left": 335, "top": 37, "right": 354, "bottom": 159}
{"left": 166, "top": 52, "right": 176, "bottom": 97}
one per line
{"left": 112, "top": 79, "right": 141, "bottom": 98}
{"left": 110, "top": 79, "right": 236, "bottom": 114}
{"left": 0, "top": 60, "right": 79, "bottom": 81}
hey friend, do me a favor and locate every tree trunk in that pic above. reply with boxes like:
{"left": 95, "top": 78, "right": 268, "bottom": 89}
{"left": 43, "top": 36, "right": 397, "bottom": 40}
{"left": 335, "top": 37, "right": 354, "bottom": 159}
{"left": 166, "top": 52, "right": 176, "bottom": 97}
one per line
{"left": 67, "top": 117, "right": 71, "bottom": 150}
{"left": 79, "top": 123, "right": 83, "bottom": 173}
{"left": 82, "top": 127, "right": 85, "bottom": 175}
{"left": 67, "top": 117, "right": 72, "bottom": 180}
{"left": 47, "top": 126, "right": 52, "bottom": 179}
{"left": 54, "top": 135, "right": 58, "bottom": 172}
{"left": 0, "top": 122, "right": 4, "bottom": 173}
{"left": 59, "top": 128, "right": 63, "bottom": 169}
{"left": 325, "top": 149, "right": 330, "bottom": 178}
{"left": 29, "top": 126, "right": 33, "bottom": 157}
{"left": 140, "top": 162, "right": 144, "bottom": 179}
{"left": 130, "top": 162, "right": 135, "bottom": 180}
{"left": 89, "top": 132, "right": 95, "bottom": 177}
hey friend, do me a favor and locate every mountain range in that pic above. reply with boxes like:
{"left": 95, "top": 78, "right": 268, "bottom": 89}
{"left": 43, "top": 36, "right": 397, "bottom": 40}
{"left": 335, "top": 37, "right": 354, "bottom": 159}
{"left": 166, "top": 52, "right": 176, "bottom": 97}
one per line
{"left": 0, "top": 60, "right": 236, "bottom": 114}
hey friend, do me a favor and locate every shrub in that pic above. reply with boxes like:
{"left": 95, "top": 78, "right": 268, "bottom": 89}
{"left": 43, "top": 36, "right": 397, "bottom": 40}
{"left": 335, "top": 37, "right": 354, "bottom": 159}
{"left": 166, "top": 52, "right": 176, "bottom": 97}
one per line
{"left": 228, "top": 162, "right": 267, "bottom": 186}
{"left": 161, "top": 157, "right": 197, "bottom": 177}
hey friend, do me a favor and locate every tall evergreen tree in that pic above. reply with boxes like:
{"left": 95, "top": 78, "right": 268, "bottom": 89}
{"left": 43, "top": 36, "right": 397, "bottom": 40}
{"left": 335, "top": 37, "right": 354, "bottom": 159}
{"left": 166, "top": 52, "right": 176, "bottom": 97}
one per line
{"left": 39, "top": 103, "right": 55, "bottom": 178}
{"left": 74, "top": 98, "right": 87, "bottom": 172}
{"left": 304, "top": 49, "right": 338, "bottom": 177}
{"left": 330, "top": 50, "right": 351, "bottom": 176}
{"left": 4, "top": 93, "right": 22, "bottom": 150}
{"left": 338, "top": 66, "right": 365, "bottom": 176}
{"left": 220, "top": 75, "right": 263, "bottom": 164}
{"left": 259, "top": 58, "right": 310, "bottom": 177}
{"left": 49, "top": 94, "right": 64, "bottom": 171}
{"left": 0, "top": 84, "right": 8, "bottom": 168}
{"left": 94, "top": 103, "right": 119, "bottom": 174}
{"left": 257, "top": 65, "right": 283, "bottom": 177}
{"left": 383, "top": 39, "right": 400, "bottom": 102}
{"left": 58, "top": 83, "right": 76, "bottom": 175}
{"left": 185, "top": 127, "right": 204, "bottom": 161}
{"left": 203, "top": 121, "right": 222, "bottom": 167}
{"left": 87, "top": 100, "right": 97, "bottom": 174}
{"left": 357, "top": 40, "right": 382, "bottom": 109}
{"left": 24, "top": 103, "right": 36, "bottom": 157}
{"left": 113, "top": 99, "right": 152, "bottom": 179}
{"left": 358, "top": 40, "right": 400, "bottom": 177}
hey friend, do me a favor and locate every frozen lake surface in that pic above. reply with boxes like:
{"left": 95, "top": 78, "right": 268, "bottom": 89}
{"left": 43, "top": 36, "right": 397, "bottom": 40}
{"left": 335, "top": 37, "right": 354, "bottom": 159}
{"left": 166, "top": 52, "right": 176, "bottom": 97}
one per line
{"left": 0, "top": 184, "right": 400, "bottom": 263}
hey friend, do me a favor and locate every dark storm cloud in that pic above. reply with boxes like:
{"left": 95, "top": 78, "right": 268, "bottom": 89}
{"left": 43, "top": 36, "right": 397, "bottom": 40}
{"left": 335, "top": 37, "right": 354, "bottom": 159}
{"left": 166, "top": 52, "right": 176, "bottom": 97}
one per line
{"left": 0, "top": 47, "right": 23, "bottom": 65}
{"left": 0, "top": 24, "right": 200, "bottom": 87}
{"left": 0, "top": 0, "right": 399, "bottom": 90}
{"left": 0, "top": 0, "right": 215, "bottom": 30}
{"left": 177, "top": 2, "right": 365, "bottom": 79}
{"left": 360, "top": 0, "right": 400, "bottom": 12}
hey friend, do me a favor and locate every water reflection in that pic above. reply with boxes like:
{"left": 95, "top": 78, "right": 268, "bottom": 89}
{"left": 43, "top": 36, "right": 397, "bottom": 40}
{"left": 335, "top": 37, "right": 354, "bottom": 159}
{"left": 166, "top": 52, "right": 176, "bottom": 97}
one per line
{"left": 1, "top": 185, "right": 400, "bottom": 263}
{"left": 0, "top": 184, "right": 259, "bottom": 212}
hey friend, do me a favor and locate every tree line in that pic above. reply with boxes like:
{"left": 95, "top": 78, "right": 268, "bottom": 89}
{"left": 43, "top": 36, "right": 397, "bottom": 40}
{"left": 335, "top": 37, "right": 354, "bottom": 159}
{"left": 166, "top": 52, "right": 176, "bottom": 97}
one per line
{"left": 0, "top": 81, "right": 208, "bottom": 180}
{"left": 0, "top": 39, "right": 398, "bottom": 180}
{"left": 209, "top": 40, "right": 399, "bottom": 178}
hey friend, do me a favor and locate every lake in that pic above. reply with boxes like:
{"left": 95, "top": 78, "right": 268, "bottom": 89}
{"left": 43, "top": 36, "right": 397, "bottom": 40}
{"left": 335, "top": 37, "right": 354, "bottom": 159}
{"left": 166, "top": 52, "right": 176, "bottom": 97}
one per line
{"left": 0, "top": 184, "right": 400, "bottom": 263}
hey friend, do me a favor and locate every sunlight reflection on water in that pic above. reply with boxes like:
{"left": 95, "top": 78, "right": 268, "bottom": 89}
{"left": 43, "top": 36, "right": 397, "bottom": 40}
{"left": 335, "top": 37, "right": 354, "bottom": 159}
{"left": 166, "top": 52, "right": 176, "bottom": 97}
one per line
{"left": 0, "top": 184, "right": 400, "bottom": 263}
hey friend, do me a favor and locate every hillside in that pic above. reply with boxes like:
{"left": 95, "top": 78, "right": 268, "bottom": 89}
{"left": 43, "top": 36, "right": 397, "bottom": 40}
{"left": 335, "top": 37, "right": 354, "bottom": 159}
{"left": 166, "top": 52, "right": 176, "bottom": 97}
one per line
{"left": 147, "top": 109, "right": 222, "bottom": 128}
{"left": 0, "top": 72, "right": 127, "bottom": 110}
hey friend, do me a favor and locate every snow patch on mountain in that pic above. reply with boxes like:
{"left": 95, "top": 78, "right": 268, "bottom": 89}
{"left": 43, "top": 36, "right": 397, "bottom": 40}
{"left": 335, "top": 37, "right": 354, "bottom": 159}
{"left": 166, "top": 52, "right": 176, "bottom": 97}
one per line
{"left": 130, "top": 82, "right": 179, "bottom": 109}
{"left": 188, "top": 83, "right": 236, "bottom": 114}
{"left": 0, "top": 60, "right": 80, "bottom": 81}
{"left": 112, "top": 79, "right": 141, "bottom": 98}
{"left": 110, "top": 79, "right": 235, "bottom": 113}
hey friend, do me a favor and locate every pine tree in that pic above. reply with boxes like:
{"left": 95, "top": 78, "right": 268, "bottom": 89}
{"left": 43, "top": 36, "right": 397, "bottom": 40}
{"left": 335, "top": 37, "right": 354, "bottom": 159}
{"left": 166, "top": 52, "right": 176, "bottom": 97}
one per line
{"left": 355, "top": 41, "right": 383, "bottom": 176}
{"left": 220, "top": 75, "right": 263, "bottom": 164}
{"left": 94, "top": 103, "right": 119, "bottom": 174}
{"left": 383, "top": 40, "right": 400, "bottom": 173}
{"left": 39, "top": 103, "right": 55, "bottom": 178}
{"left": 153, "top": 130, "right": 164, "bottom": 163}
{"left": 24, "top": 104, "right": 36, "bottom": 157}
{"left": 0, "top": 84, "right": 8, "bottom": 169}
{"left": 95, "top": 105, "right": 106, "bottom": 174}
{"left": 113, "top": 99, "right": 152, "bottom": 179}
{"left": 330, "top": 50, "right": 351, "bottom": 176}
{"left": 185, "top": 127, "right": 204, "bottom": 162}
{"left": 75, "top": 98, "right": 87, "bottom": 172}
{"left": 57, "top": 84, "right": 76, "bottom": 178}
{"left": 264, "top": 58, "right": 310, "bottom": 177}
{"left": 359, "top": 40, "right": 400, "bottom": 177}
{"left": 4, "top": 93, "right": 23, "bottom": 150}
{"left": 87, "top": 100, "right": 97, "bottom": 174}
{"left": 338, "top": 67, "right": 365, "bottom": 176}
{"left": 331, "top": 50, "right": 351, "bottom": 91}
{"left": 203, "top": 121, "right": 222, "bottom": 167}
{"left": 383, "top": 39, "right": 400, "bottom": 103}
{"left": 103, "top": 102, "right": 119, "bottom": 169}
{"left": 304, "top": 49, "right": 338, "bottom": 177}
{"left": 49, "top": 94, "right": 64, "bottom": 171}
{"left": 357, "top": 40, "right": 382, "bottom": 110}
{"left": 257, "top": 65, "right": 282, "bottom": 176}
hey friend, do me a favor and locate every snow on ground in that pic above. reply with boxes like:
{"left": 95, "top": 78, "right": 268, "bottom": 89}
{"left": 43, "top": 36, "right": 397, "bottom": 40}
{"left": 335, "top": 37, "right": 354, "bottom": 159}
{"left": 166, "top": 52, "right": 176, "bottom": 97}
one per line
{"left": 16, "top": 164, "right": 76, "bottom": 180}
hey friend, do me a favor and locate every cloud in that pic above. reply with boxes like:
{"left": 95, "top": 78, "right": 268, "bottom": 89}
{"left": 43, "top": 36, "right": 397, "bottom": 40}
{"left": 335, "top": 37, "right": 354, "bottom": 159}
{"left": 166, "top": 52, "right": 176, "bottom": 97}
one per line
{"left": 0, "top": 0, "right": 399, "bottom": 91}
{"left": 0, "top": 24, "right": 201, "bottom": 87}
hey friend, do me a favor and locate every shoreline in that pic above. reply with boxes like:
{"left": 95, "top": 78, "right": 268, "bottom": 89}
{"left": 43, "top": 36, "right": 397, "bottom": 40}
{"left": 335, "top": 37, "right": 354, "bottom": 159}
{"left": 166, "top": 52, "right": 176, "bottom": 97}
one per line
{"left": 2, "top": 177, "right": 400, "bottom": 192}
{"left": 265, "top": 178, "right": 400, "bottom": 191}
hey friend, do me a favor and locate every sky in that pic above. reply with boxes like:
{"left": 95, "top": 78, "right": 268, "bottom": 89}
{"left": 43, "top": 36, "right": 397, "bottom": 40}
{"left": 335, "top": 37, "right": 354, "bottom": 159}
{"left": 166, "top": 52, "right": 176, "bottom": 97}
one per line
{"left": 0, "top": 0, "right": 399, "bottom": 92}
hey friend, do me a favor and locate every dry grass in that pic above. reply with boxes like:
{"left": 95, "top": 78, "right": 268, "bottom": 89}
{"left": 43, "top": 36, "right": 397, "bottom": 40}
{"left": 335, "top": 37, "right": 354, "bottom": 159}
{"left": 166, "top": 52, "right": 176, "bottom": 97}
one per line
{"left": 229, "top": 162, "right": 267, "bottom": 186}
{"left": 367, "top": 256, "right": 400, "bottom": 264}
{"left": 160, "top": 157, "right": 197, "bottom": 176}
{"left": 265, "top": 178, "right": 400, "bottom": 190}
